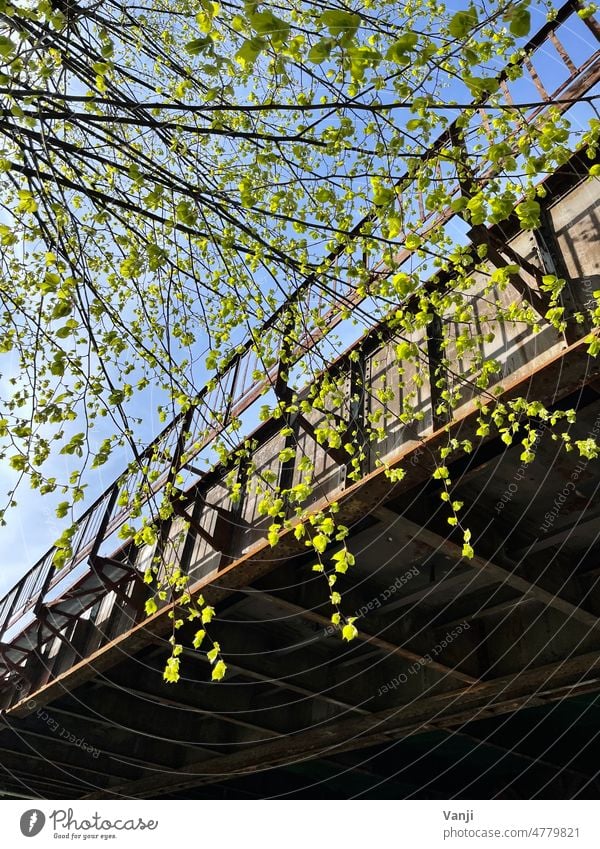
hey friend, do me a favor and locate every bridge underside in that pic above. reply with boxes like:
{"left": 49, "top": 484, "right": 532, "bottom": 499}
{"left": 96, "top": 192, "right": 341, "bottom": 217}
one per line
{"left": 2, "top": 366, "right": 600, "bottom": 799}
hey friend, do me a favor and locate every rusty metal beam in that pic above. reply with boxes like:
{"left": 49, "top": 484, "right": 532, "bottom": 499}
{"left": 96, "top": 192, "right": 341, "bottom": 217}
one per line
{"left": 91, "top": 680, "right": 282, "bottom": 741}
{"left": 513, "top": 503, "right": 600, "bottom": 557}
{"left": 447, "top": 729, "right": 599, "bottom": 789}
{"left": 146, "top": 640, "right": 371, "bottom": 717}
{"left": 373, "top": 508, "right": 600, "bottom": 631}
{"left": 442, "top": 596, "right": 537, "bottom": 628}
{"left": 0, "top": 721, "right": 171, "bottom": 772}
{"left": 0, "top": 741, "right": 128, "bottom": 781}
{"left": 85, "top": 648, "right": 600, "bottom": 798}
{"left": 31, "top": 698, "right": 222, "bottom": 755}
{"left": 252, "top": 592, "right": 478, "bottom": 685}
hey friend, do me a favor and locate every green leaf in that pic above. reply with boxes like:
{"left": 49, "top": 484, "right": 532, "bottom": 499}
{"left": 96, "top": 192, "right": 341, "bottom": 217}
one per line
{"left": 55, "top": 324, "right": 74, "bottom": 339}
{"left": 193, "top": 629, "right": 206, "bottom": 649}
{"left": 268, "top": 523, "right": 280, "bottom": 547}
{"left": 9, "top": 454, "right": 27, "bottom": 471}
{"left": 332, "top": 547, "right": 355, "bottom": 572}
{"left": 448, "top": 9, "right": 478, "bottom": 38}
{"left": 387, "top": 215, "right": 403, "bottom": 239}
{"left": 342, "top": 622, "right": 358, "bottom": 641}
{"left": 100, "top": 40, "right": 114, "bottom": 58}
{"left": 163, "top": 656, "right": 180, "bottom": 683}
{"left": 370, "top": 178, "right": 395, "bottom": 206}
{"left": 55, "top": 501, "right": 70, "bottom": 519}
{"left": 396, "top": 341, "right": 412, "bottom": 359}
{"left": 319, "top": 10, "right": 360, "bottom": 39}
{"left": 201, "top": 605, "right": 215, "bottom": 623}
{"left": 576, "top": 438, "right": 599, "bottom": 459}
{"left": 312, "top": 533, "right": 329, "bottom": 553}
{"left": 16, "top": 190, "right": 38, "bottom": 214}
{"left": 320, "top": 516, "right": 335, "bottom": 535}
{"left": 235, "top": 36, "right": 266, "bottom": 70}
{"left": 587, "top": 335, "right": 600, "bottom": 357}
{"left": 145, "top": 598, "right": 158, "bottom": 616}
{"left": 507, "top": 3, "right": 531, "bottom": 37}
{"left": 59, "top": 433, "right": 85, "bottom": 457}
{"left": 0, "top": 36, "right": 16, "bottom": 59}
{"left": 0, "top": 223, "right": 17, "bottom": 245}
{"left": 176, "top": 200, "right": 197, "bottom": 226}
{"left": 579, "top": 3, "right": 597, "bottom": 19}
{"left": 207, "top": 642, "right": 220, "bottom": 663}
{"left": 308, "top": 38, "right": 334, "bottom": 64}
{"left": 347, "top": 45, "right": 381, "bottom": 82}
{"left": 141, "top": 524, "right": 157, "bottom": 546}
{"left": 464, "top": 75, "right": 500, "bottom": 97}
{"left": 249, "top": 10, "right": 290, "bottom": 46}
{"left": 51, "top": 300, "right": 72, "bottom": 319}
{"left": 515, "top": 199, "right": 541, "bottom": 229}
{"left": 386, "top": 32, "right": 418, "bottom": 62}
{"left": 212, "top": 659, "right": 227, "bottom": 681}
{"left": 185, "top": 36, "right": 213, "bottom": 56}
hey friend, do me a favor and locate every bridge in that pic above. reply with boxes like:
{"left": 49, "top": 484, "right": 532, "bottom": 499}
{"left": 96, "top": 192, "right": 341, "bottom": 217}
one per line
{"left": 1, "top": 0, "right": 600, "bottom": 799}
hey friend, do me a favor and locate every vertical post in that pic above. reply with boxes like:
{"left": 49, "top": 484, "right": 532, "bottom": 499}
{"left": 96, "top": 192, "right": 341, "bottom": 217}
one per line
{"left": 363, "top": 354, "right": 373, "bottom": 474}
{"left": 274, "top": 307, "right": 301, "bottom": 507}
{"left": 427, "top": 311, "right": 449, "bottom": 431}
{"left": 221, "top": 357, "right": 240, "bottom": 426}
{"left": 534, "top": 205, "right": 589, "bottom": 343}
{"left": 274, "top": 307, "right": 295, "bottom": 406}
{"left": 219, "top": 459, "right": 249, "bottom": 566}
{"left": 345, "top": 351, "right": 367, "bottom": 483}
{"left": 31, "top": 561, "right": 55, "bottom": 620}
{"left": 0, "top": 581, "right": 25, "bottom": 639}
{"left": 89, "top": 484, "right": 120, "bottom": 561}
{"left": 277, "top": 411, "right": 300, "bottom": 508}
{"left": 149, "top": 408, "right": 196, "bottom": 591}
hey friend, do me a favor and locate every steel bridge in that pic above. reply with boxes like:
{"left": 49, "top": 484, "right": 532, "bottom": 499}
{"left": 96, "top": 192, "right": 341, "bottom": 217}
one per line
{"left": 1, "top": 0, "right": 600, "bottom": 798}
